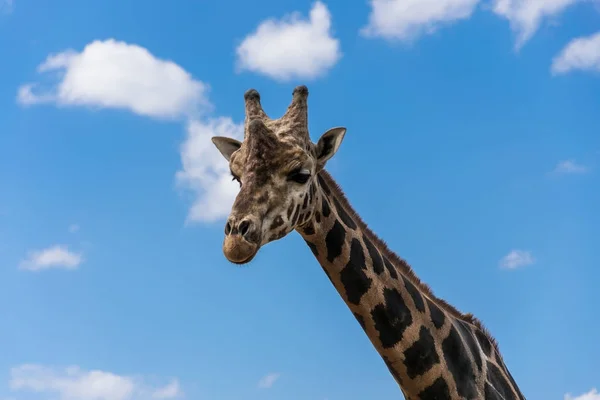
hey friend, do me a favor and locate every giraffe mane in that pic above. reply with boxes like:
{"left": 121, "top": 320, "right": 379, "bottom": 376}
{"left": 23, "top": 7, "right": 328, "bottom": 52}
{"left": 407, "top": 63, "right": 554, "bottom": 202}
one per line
{"left": 318, "top": 169, "right": 503, "bottom": 359}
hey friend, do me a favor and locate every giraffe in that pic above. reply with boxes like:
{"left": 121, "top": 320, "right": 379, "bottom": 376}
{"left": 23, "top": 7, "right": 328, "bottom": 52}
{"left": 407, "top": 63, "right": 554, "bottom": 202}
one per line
{"left": 211, "top": 86, "right": 526, "bottom": 400}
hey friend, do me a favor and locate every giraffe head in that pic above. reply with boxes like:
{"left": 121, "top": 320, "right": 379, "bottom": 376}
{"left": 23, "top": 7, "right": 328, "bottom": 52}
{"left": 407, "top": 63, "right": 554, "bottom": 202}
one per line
{"left": 211, "top": 86, "right": 346, "bottom": 264}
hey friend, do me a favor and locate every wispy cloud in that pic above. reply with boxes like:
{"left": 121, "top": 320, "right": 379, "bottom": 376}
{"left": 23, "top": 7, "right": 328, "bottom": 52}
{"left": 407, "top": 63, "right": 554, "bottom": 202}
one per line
{"left": 151, "top": 380, "right": 182, "bottom": 399}
{"left": 491, "top": 0, "right": 582, "bottom": 50}
{"left": 236, "top": 1, "right": 341, "bottom": 81}
{"left": 257, "top": 373, "right": 280, "bottom": 389}
{"left": 19, "top": 245, "right": 83, "bottom": 271}
{"left": 499, "top": 250, "right": 534, "bottom": 269}
{"left": 565, "top": 388, "right": 600, "bottom": 400}
{"left": 552, "top": 31, "right": 600, "bottom": 75}
{"left": 552, "top": 160, "right": 589, "bottom": 175}
{"left": 9, "top": 364, "right": 182, "bottom": 400}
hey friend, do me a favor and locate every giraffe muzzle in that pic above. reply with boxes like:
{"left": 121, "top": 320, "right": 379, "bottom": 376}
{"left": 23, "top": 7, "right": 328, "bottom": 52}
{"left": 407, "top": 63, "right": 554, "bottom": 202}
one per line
{"left": 222, "top": 235, "right": 259, "bottom": 264}
{"left": 222, "top": 217, "right": 260, "bottom": 264}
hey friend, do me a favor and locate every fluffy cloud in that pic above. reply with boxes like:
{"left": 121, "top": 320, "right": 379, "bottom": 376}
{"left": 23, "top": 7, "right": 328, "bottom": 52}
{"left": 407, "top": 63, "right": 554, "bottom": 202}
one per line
{"left": 551, "top": 31, "right": 600, "bottom": 75}
{"left": 491, "top": 0, "right": 581, "bottom": 49}
{"left": 565, "top": 388, "right": 600, "bottom": 400}
{"left": 17, "top": 39, "right": 210, "bottom": 120}
{"left": 18, "top": 39, "right": 242, "bottom": 223}
{"left": 499, "top": 250, "right": 534, "bottom": 269}
{"left": 9, "top": 364, "right": 182, "bottom": 400}
{"left": 235, "top": 1, "right": 341, "bottom": 81}
{"left": 176, "top": 118, "right": 243, "bottom": 223}
{"left": 360, "top": 0, "right": 479, "bottom": 42}
{"left": 19, "top": 245, "right": 83, "bottom": 271}
{"left": 552, "top": 160, "right": 589, "bottom": 174}
{"left": 257, "top": 373, "right": 280, "bottom": 389}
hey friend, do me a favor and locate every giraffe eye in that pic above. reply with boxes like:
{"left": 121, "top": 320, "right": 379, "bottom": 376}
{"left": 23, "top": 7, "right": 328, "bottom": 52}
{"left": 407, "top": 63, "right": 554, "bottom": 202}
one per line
{"left": 231, "top": 171, "right": 241, "bottom": 186}
{"left": 288, "top": 168, "right": 311, "bottom": 184}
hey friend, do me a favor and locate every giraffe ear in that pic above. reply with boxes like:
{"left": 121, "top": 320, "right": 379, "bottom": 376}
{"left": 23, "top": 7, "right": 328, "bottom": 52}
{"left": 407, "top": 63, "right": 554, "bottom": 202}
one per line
{"left": 211, "top": 136, "right": 242, "bottom": 161}
{"left": 315, "top": 127, "right": 346, "bottom": 168}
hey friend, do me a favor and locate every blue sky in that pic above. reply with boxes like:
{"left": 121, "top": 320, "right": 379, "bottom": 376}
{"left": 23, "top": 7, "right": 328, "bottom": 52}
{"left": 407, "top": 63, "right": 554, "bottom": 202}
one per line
{"left": 1, "top": 0, "right": 599, "bottom": 399}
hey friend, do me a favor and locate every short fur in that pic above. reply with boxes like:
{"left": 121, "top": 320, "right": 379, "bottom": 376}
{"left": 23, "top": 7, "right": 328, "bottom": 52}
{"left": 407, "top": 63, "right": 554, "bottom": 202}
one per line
{"left": 318, "top": 170, "right": 502, "bottom": 355}
{"left": 212, "top": 86, "right": 526, "bottom": 400}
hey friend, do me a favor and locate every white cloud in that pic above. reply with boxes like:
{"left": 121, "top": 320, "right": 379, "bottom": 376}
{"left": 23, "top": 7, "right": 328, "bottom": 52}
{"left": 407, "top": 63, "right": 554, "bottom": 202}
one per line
{"left": 17, "top": 83, "right": 54, "bottom": 105}
{"left": 9, "top": 364, "right": 182, "bottom": 400}
{"left": 151, "top": 380, "right": 181, "bottom": 399}
{"left": 175, "top": 118, "right": 243, "bottom": 223}
{"left": 235, "top": 1, "right": 341, "bottom": 81}
{"left": 19, "top": 245, "right": 83, "bottom": 271}
{"left": 499, "top": 250, "right": 534, "bottom": 269}
{"left": 19, "top": 39, "right": 240, "bottom": 224}
{"left": 68, "top": 224, "right": 80, "bottom": 233}
{"left": 565, "top": 388, "right": 600, "bottom": 400}
{"left": 257, "top": 373, "right": 280, "bottom": 389}
{"left": 551, "top": 31, "right": 600, "bottom": 75}
{"left": 360, "top": 0, "right": 479, "bottom": 42}
{"left": 491, "top": 0, "right": 582, "bottom": 49}
{"left": 552, "top": 159, "right": 589, "bottom": 174}
{"left": 17, "top": 39, "right": 210, "bottom": 120}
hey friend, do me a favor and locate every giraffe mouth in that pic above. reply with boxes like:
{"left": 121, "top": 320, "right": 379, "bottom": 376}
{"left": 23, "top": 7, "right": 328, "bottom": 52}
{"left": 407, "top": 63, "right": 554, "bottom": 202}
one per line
{"left": 222, "top": 235, "right": 260, "bottom": 265}
{"left": 228, "top": 251, "right": 258, "bottom": 265}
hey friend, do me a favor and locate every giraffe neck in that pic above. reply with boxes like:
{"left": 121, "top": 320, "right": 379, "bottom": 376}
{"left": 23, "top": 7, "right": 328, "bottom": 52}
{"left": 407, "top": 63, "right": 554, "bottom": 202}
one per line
{"left": 297, "top": 170, "right": 526, "bottom": 400}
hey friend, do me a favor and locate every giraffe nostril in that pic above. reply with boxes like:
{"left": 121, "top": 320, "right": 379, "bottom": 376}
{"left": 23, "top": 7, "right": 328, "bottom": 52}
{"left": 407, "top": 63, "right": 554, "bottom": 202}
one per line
{"left": 225, "top": 221, "right": 232, "bottom": 235}
{"left": 238, "top": 220, "right": 251, "bottom": 237}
